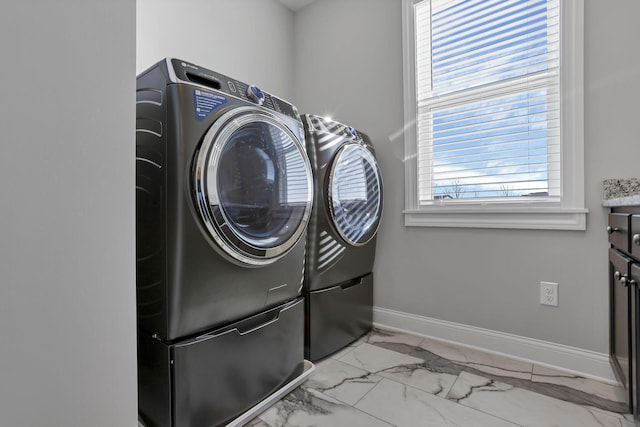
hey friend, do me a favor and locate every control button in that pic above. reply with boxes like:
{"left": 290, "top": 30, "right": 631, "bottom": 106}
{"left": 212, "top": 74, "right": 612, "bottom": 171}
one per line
{"left": 348, "top": 127, "right": 358, "bottom": 137}
{"left": 247, "top": 85, "right": 265, "bottom": 105}
{"left": 227, "top": 81, "right": 237, "bottom": 93}
{"left": 272, "top": 97, "right": 281, "bottom": 112}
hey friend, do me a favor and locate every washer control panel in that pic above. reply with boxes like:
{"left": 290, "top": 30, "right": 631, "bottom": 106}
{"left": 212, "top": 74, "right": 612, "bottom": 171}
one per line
{"left": 169, "top": 58, "right": 298, "bottom": 119}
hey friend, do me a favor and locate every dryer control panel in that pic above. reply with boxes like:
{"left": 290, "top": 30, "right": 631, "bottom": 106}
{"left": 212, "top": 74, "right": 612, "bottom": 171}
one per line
{"left": 168, "top": 58, "right": 299, "bottom": 120}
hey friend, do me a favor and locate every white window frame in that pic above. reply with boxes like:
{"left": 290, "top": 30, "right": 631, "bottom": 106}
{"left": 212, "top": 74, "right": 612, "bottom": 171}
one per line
{"left": 402, "top": 0, "right": 587, "bottom": 230}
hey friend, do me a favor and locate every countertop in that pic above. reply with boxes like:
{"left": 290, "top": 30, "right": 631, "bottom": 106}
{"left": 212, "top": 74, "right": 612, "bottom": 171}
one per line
{"left": 603, "top": 177, "right": 640, "bottom": 207}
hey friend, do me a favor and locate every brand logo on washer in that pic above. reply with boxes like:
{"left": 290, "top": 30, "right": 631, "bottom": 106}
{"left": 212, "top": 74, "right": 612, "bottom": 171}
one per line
{"left": 181, "top": 62, "right": 198, "bottom": 70}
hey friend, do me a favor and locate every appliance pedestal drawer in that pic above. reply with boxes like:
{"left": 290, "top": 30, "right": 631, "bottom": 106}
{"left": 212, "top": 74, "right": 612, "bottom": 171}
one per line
{"left": 138, "top": 297, "right": 304, "bottom": 427}
{"left": 305, "top": 273, "right": 373, "bottom": 362}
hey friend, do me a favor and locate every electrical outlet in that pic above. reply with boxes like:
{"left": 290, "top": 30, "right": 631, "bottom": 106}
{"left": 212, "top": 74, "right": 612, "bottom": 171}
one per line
{"left": 540, "top": 282, "right": 558, "bottom": 306}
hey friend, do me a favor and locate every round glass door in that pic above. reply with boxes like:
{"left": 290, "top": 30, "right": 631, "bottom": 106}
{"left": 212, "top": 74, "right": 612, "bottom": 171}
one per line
{"left": 194, "top": 108, "right": 313, "bottom": 266}
{"left": 328, "top": 143, "right": 383, "bottom": 246}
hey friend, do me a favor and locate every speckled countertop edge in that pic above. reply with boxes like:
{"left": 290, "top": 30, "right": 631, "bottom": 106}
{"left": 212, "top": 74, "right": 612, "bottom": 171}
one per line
{"left": 603, "top": 194, "right": 640, "bottom": 207}
{"left": 603, "top": 177, "right": 640, "bottom": 207}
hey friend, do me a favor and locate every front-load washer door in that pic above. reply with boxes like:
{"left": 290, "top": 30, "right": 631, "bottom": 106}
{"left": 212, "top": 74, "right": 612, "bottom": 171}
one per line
{"left": 328, "top": 144, "right": 383, "bottom": 246}
{"left": 194, "top": 107, "right": 313, "bottom": 266}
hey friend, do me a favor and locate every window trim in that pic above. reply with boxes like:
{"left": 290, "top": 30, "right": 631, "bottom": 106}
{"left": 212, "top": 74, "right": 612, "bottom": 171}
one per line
{"left": 402, "top": 0, "right": 587, "bottom": 230}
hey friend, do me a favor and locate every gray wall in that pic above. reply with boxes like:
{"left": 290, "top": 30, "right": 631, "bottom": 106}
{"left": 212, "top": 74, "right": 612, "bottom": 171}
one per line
{"left": 294, "top": 0, "right": 640, "bottom": 353}
{"left": 0, "top": 1, "right": 137, "bottom": 427}
{"left": 137, "top": 0, "right": 295, "bottom": 101}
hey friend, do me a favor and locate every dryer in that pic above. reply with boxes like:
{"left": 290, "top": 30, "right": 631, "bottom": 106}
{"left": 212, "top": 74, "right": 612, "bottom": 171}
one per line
{"left": 136, "top": 58, "right": 313, "bottom": 427}
{"left": 302, "top": 115, "right": 383, "bottom": 361}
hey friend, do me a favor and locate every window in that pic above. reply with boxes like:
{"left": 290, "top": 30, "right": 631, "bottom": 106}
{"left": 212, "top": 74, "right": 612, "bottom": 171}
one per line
{"left": 402, "top": 0, "right": 586, "bottom": 229}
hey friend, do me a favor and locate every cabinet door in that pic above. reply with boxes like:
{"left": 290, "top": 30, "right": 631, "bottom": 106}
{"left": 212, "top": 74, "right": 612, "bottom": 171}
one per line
{"left": 610, "top": 248, "right": 633, "bottom": 412}
{"left": 631, "top": 264, "right": 640, "bottom": 417}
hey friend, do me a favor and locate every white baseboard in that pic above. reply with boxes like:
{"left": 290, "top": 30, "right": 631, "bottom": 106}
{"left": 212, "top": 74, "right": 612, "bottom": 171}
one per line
{"left": 373, "top": 306, "right": 617, "bottom": 384}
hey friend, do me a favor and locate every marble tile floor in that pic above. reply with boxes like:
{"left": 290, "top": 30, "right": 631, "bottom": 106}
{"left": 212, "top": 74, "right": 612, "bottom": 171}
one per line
{"left": 247, "top": 328, "right": 636, "bottom": 427}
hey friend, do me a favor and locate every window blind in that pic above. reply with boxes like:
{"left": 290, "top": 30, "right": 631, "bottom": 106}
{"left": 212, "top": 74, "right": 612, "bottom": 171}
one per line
{"left": 415, "top": 0, "right": 560, "bottom": 203}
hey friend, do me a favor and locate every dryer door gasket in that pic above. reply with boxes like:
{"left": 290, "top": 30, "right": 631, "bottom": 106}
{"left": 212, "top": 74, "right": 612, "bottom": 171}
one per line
{"left": 327, "top": 143, "right": 383, "bottom": 246}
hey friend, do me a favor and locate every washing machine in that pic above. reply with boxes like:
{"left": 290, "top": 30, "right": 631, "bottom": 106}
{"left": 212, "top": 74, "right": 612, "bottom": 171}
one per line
{"left": 302, "top": 115, "right": 383, "bottom": 361}
{"left": 136, "top": 58, "right": 313, "bottom": 427}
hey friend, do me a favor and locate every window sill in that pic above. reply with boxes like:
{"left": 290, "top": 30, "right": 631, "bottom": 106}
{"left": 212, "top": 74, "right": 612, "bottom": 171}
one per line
{"left": 404, "top": 207, "right": 588, "bottom": 230}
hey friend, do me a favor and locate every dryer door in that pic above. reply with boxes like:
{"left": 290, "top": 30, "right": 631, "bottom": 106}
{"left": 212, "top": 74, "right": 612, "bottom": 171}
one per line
{"left": 328, "top": 143, "right": 383, "bottom": 246}
{"left": 194, "top": 108, "right": 313, "bottom": 266}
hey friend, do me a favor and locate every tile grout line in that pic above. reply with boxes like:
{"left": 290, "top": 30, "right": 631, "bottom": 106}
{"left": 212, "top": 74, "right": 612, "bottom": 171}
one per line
{"left": 305, "top": 382, "right": 397, "bottom": 427}
{"left": 442, "top": 374, "right": 527, "bottom": 427}
{"left": 368, "top": 375, "right": 528, "bottom": 427}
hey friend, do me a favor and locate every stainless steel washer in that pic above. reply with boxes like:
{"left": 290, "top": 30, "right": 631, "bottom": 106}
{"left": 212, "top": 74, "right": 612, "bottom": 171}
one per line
{"left": 136, "top": 58, "right": 313, "bottom": 427}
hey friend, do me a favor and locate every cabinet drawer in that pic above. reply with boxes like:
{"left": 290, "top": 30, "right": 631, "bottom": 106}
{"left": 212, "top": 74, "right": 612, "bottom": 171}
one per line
{"left": 609, "top": 213, "right": 631, "bottom": 252}
{"left": 631, "top": 215, "right": 640, "bottom": 258}
{"left": 610, "top": 248, "right": 632, "bottom": 281}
